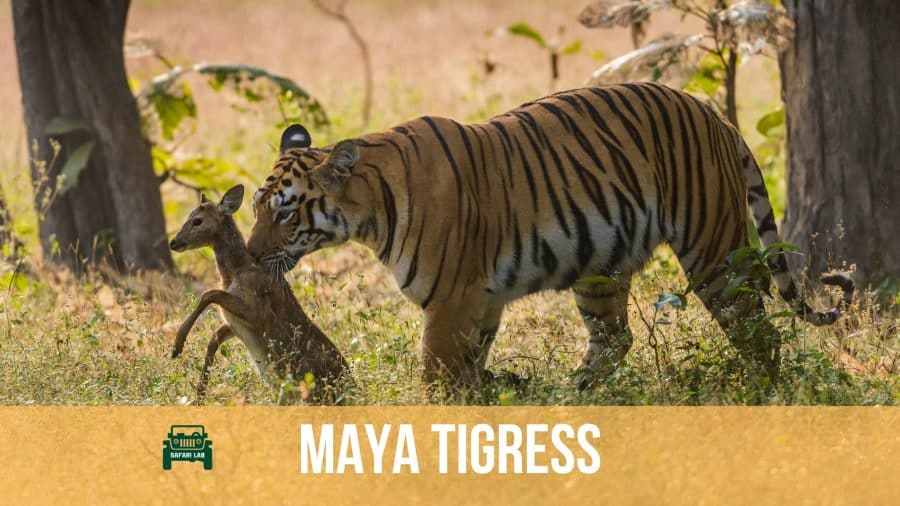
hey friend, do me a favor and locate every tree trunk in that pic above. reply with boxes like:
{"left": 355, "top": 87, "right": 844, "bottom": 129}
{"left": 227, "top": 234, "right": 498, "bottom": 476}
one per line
{"left": 0, "top": 192, "right": 17, "bottom": 257}
{"left": 779, "top": 0, "right": 899, "bottom": 286}
{"left": 12, "top": 0, "right": 172, "bottom": 272}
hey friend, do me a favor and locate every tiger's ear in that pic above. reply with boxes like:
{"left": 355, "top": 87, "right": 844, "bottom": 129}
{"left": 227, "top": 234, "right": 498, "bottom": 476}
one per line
{"left": 280, "top": 124, "right": 312, "bottom": 152}
{"left": 218, "top": 185, "right": 244, "bottom": 215}
{"left": 312, "top": 140, "right": 359, "bottom": 193}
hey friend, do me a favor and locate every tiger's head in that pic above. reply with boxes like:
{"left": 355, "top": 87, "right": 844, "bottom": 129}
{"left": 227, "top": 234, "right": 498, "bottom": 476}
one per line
{"left": 247, "top": 124, "right": 362, "bottom": 274}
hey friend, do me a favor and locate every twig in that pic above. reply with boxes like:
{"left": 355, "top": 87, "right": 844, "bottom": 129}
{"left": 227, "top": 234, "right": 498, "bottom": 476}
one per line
{"left": 494, "top": 354, "right": 543, "bottom": 366}
{"left": 723, "top": 50, "right": 739, "bottom": 129}
{"left": 5, "top": 258, "right": 25, "bottom": 340}
{"left": 152, "top": 50, "right": 177, "bottom": 71}
{"left": 312, "top": 0, "right": 373, "bottom": 129}
{"left": 631, "top": 292, "right": 664, "bottom": 379}
{"left": 157, "top": 169, "right": 209, "bottom": 196}
{"left": 704, "top": 10, "right": 740, "bottom": 130}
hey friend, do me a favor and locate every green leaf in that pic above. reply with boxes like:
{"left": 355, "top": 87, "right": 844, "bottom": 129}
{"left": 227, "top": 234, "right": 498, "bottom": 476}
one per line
{"left": 57, "top": 140, "right": 96, "bottom": 195}
{"left": 151, "top": 145, "right": 174, "bottom": 175}
{"left": 507, "top": 22, "right": 545, "bottom": 46}
{"left": 148, "top": 83, "right": 197, "bottom": 141}
{"left": 684, "top": 53, "right": 725, "bottom": 97}
{"left": 577, "top": 275, "right": 617, "bottom": 285}
{"left": 763, "top": 242, "right": 800, "bottom": 257}
{"left": 160, "top": 154, "right": 255, "bottom": 193}
{"left": 1, "top": 271, "right": 29, "bottom": 291}
{"left": 127, "top": 77, "right": 142, "bottom": 93}
{"left": 195, "top": 63, "right": 329, "bottom": 128}
{"left": 766, "top": 310, "right": 797, "bottom": 321}
{"left": 139, "top": 63, "right": 329, "bottom": 136}
{"left": 756, "top": 108, "right": 785, "bottom": 137}
{"left": 747, "top": 219, "right": 762, "bottom": 248}
{"left": 561, "top": 40, "right": 583, "bottom": 55}
{"left": 727, "top": 246, "right": 764, "bottom": 267}
{"left": 45, "top": 116, "right": 92, "bottom": 136}
{"left": 655, "top": 293, "right": 686, "bottom": 312}
{"left": 498, "top": 388, "right": 517, "bottom": 406}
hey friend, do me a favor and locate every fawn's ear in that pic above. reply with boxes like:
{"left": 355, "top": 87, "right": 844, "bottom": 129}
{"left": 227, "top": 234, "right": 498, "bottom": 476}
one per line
{"left": 280, "top": 124, "right": 312, "bottom": 152}
{"left": 311, "top": 140, "right": 358, "bottom": 193}
{"left": 218, "top": 185, "right": 244, "bottom": 215}
{"left": 200, "top": 193, "right": 209, "bottom": 204}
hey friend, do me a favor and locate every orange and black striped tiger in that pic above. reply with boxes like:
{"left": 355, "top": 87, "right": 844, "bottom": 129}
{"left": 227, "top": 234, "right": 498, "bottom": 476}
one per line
{"left": 247, "top": 82, "right": 852, "bottom": 386}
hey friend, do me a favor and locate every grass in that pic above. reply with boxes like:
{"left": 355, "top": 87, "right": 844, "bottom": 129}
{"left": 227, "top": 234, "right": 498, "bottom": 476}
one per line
{"left": 1, "top": 244, "right": 896, "bottom": 406}
{"left": 0, "top": 0, "right": 897, "bottom": 405}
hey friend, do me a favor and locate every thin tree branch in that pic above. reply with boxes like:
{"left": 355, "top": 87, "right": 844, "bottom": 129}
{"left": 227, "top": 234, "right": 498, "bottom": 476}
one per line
{"left": 724, "top": 50, "right": 739, "bottom": 129}
{"left": 312, "top": 0, "right": 373, "bottom": 129}
{"left": 157, "top": 169, "right": 208, "bottom": 196}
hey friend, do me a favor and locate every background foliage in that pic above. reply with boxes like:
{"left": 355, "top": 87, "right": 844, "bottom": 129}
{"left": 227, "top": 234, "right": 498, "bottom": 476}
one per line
{"left": 0, "top": 0, "right": 895, "bottom": 405}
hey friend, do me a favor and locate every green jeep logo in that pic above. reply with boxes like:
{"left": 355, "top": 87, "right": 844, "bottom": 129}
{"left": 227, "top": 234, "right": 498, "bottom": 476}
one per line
{"left": 163, "top": 425, "right": 213, "bottom": 470}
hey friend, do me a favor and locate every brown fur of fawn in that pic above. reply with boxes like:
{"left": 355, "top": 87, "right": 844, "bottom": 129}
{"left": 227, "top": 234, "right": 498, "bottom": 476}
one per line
{"left": 169, "top": 185, "right": 349, "bottom": 403}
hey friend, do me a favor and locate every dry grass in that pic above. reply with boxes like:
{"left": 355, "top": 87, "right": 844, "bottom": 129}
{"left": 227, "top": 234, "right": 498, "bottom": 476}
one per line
{"left": 1, "top": 244, "right": 896, "bottom": 406}
{"left": 0, "top": 1, "right": 896, "bottom": 405}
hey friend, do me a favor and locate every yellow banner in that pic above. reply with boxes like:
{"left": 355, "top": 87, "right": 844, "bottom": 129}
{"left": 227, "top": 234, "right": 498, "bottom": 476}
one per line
{"left": 1, "top": 408, "right": 897, "bottom": 505}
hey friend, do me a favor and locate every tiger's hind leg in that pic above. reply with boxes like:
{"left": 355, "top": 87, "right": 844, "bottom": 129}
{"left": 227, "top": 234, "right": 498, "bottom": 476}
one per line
{"left": 573, "top": 274, "right": 633, "bottom": 388}
{"left": 469, "top": 303, "right": 504, "bottom": 374}
{"left": 677, "top": 230, "right": 782, "bottom": 383}
{"left": 465, "top": 303, "right": 524, "bottom": 387}
{"left": 693, "top": 269, "right": 782, "bottom": 383}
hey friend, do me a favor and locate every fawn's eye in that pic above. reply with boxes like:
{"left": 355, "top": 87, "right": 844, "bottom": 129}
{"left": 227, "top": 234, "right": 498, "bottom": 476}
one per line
{"left": 191, "top": 218, "right": 203, "bottom": 227}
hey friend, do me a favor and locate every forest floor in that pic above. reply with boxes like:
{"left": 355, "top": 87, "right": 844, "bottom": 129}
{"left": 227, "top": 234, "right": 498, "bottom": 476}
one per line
{"left": 0, "top": 0, "right": 896, "bottom": 405}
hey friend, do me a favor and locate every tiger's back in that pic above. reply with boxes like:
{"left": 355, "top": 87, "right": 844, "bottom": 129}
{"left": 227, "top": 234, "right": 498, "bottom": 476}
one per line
{"left": 369, "top": 84, "right": 741, "bottom": 307}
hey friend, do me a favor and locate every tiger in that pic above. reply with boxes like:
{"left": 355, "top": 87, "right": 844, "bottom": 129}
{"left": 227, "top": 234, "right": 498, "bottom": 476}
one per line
{"left": 246, "top": 82, "right": 853, "bottom": 386}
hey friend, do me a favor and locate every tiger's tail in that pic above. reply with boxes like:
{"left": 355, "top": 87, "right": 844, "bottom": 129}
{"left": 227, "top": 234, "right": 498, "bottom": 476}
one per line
{"left": 739, "top": 142, "right": 853, "bottom": 325}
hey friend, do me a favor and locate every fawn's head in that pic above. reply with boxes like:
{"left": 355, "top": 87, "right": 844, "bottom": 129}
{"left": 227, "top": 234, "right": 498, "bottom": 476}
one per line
{"left": 170, "top": 185, "right": 244, "bottom": 252}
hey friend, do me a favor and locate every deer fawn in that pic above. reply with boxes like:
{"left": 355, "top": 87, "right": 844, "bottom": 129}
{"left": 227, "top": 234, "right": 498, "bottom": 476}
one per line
{"left": 169, "top": 185, "right": 349, "bottom": 403}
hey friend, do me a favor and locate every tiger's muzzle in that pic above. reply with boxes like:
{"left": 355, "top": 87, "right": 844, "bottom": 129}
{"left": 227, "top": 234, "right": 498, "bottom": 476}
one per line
{"left": 260, "top": 250, "right": 300, "bottom": 276}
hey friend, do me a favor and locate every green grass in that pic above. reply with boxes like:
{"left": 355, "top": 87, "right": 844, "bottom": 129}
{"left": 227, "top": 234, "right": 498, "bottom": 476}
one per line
{"left": 0, "top": 242, "right": 896, "bottom": 406}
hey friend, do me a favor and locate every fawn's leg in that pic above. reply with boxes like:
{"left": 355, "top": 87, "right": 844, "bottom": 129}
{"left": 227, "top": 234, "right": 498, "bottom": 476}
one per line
{"left": 172, "top": 289, "right": 254, "bottom": 358}
{"left": 197, "top": 324, "right": 234, "bottom": 398}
